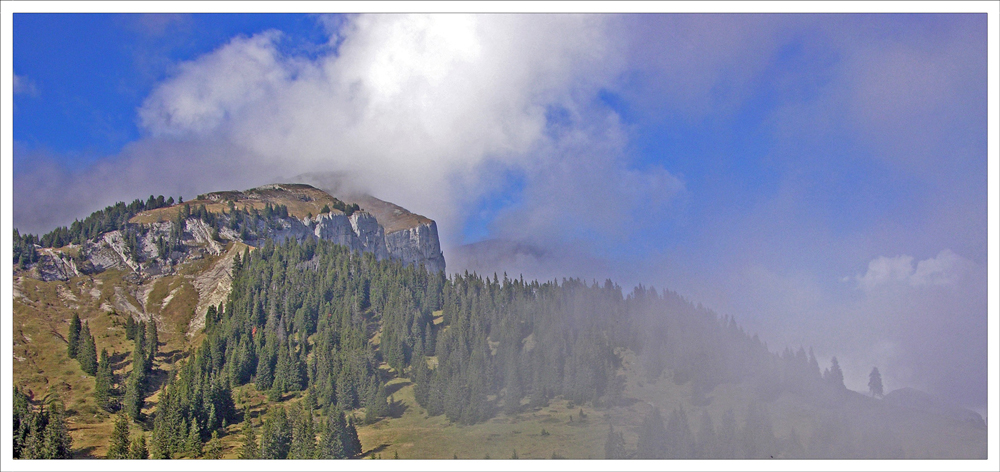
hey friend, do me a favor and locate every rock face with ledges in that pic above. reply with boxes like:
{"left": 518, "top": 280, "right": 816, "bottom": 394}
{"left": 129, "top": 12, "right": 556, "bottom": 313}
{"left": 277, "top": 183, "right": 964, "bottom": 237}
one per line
{"left": 17, "top": 183, "right": 446, "bottom": 282}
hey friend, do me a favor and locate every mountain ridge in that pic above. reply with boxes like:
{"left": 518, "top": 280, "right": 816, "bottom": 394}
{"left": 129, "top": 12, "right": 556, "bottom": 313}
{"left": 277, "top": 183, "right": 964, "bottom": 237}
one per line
{"left": 15, "top": 183, "right": 446, "bottom": 283}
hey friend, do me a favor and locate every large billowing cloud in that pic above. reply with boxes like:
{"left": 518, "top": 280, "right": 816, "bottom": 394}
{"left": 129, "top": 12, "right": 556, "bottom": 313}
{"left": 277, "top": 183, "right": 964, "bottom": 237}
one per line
{"left": 16, "top": 14, "right": 643, "bottom": 243}
{"left": 131, "top": 13, "right": 646, "bottom": 249}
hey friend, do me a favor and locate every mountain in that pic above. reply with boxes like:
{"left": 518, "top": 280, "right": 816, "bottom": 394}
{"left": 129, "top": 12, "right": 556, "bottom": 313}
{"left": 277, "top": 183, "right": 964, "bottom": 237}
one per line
{"left": 11, "top": 184, "right": 987, "bottom": 460}
{"left": 18, "top": 183, "right": 445, "bottom": 284}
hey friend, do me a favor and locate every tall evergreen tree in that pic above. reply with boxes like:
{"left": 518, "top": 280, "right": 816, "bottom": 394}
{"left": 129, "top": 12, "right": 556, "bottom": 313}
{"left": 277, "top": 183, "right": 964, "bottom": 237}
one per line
{"left": 78, "top": 321, "right": 98, "bottom": 376}
{"left": 39, "top": 401, "right": 73, "bottom": 459}
{"left": 239, "top": 418, "right": 259, "bottom": 459}
{"left": 122, "top": 367, "right": 144, "bottom": 421}
{"left": 717, "top": 408, "right": 738, "bottom": 458}
{"left": 94, "top": 349, "right": 113, "bottom": 411}
{"left": 868, "top": 367, "right": 884, "bottom": 398}
{"left": 288, "top": 405, "right": 316, "bottom": 459}
{"left": 145, "top": 320, "right": 159, "bottom": 365}
{"left": 825, "top": 357, "right": 846, "bottom": 390}
{"left": 364, "top": 383, "right": 389, "bottom": 424}
{"left": 128, "top": 434, "right": 149, "bottom": 459}
{"left": 186, "top": 418, "right": 203, "bottom": 457}
{"left": 107, "top": 414, "right": 131, "bottom": 459}
{"left": 636, "top": 408, "right": 668, "bottom": 459}
{"left": 319, "top": 411, "right": 347, "bottom": 459}
{"left": 259, "top": 407, "right": 291, "bottom": 459}
{"left": 604, "top": 425, "right": 627, "bottom": 459}
{"left": 67, "top": 313, "right": 82, "bottom": 359}
{"left": 344, "top": 416, "right": 362, "bottom": 458}
{"left": 205, "top": 430, "right": 224, "bottom": 459}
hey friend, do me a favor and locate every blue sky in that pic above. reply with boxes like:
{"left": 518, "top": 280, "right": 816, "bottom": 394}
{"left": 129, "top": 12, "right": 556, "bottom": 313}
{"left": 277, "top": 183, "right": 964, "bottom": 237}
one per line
{"left": 9, "top": 12, "right": 992, "bottom": 411}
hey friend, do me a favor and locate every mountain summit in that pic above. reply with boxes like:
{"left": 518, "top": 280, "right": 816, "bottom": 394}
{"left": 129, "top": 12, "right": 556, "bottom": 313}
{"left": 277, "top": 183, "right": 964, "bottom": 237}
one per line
{"left": 16, "top": 183, "right": 445, "bottom": 283}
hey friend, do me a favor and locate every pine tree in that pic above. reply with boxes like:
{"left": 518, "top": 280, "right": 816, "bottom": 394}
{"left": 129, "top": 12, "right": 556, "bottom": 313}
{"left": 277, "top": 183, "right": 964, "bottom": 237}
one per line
{"left": 205, "top": 430, "right": 224, "bottom": 459}
{"left": 604, "top": 425, "right": 626, "bottom": 459}
{"left": 123, "top": 367, "right": 144, "bottom": 421}
{"left": 40, "top": 401, "right": 73, "bottom": 459}
{"left": 868, "top": 367, "right": 884, "bottom": 398}
{"left": 289, "top": 405, "right": 316, "bottom": 459}
{"left": 186, "top": 418, "right": 203, "bottom": 456}
{"left": 365, "top": 383, "right": 388, "bottom": 424}
{"left": 319, "top": 410, "right": 347, "bottom": 459}
{"left": 412, "top": 355, "right": 432, "bottom": 409}
{"left": 239, "top": 418, "right": 259, "bottom": 459}
{"left": 145, "top": 320, "right": 159, "bottom": 365}
{"left": 125, "top": 316, "right": 137, "bottom": 341}
{"left": 78, "top": 321, "right": 98, "bottom": 376}
{"left": 344, "top": 416, "right": 362, "bottom": 458}
{"left": 95, "top": 349, "right": 113, "bottom": 411}
{"left": 260, "top": 407, "right": 291, "bottom": 459}
{"left": 825, "top": 357, "right": 845, "bottom": 390}
{"left": 128, "top": 434, "right": 149, "bottom": 459}
{"left": 13, "top": 387, "right": 34, "bottom": 458}
{"left": 636, "top": 408, "right": 668, "bottom": 459}
{"left": 107, "top": 414, "right": 131, "bottom": 459}
{"left": 67, "top": 313, "right": 82, "bottom": 359}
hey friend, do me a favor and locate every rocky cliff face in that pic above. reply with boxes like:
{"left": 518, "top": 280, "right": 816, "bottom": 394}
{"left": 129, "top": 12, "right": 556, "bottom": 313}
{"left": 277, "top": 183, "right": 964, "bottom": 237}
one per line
{"left": 19, "top": 183, "right": 446, "bottom": 282}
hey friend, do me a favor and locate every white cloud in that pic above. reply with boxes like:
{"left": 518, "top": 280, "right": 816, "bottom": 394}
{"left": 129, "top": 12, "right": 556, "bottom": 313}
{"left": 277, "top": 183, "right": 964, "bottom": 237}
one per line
{"left": 855, "top": 249, "right": 973, "bottom": 291}
{"left": 139, "top": 30, "right": 291, "bottom": 135}
{"left": 13, "top": 73, "right": 38, "bottom": 96}
{"left": 130, "top": 14, "right": 642, "bottom": 249}
{"left": 856, "top": 254, "right": 916, "bottom": 290}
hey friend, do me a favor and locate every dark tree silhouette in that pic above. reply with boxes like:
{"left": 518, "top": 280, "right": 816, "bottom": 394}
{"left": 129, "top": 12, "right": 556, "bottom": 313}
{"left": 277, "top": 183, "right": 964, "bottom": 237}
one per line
{"left": 868, "top": 367, "right": 884, "bottom": 398}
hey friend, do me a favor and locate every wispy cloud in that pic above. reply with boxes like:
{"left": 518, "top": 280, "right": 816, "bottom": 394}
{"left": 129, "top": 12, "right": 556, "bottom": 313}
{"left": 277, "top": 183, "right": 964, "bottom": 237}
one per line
{"left": 13, "top": 73, "right": 38, "bottom": 96}
{"left": 855, "top": 249, "right": 975, "bottom": 291}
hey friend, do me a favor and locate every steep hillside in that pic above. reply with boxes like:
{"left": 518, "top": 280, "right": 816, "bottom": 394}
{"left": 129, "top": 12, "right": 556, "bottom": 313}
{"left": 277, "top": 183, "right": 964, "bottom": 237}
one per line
{"left": 11, "top": 187, "right": 986, "bottom": 461}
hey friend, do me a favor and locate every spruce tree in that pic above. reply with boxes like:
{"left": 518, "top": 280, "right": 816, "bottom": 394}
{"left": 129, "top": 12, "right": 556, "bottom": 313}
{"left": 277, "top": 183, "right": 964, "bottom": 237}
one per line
{"left": 107, "top": 414, "right": 131, "bottom": 459}
{"left": 78, "top": 322, "right": 98, "bottom": 376}
{"left": 205, "top": 431, "right": 224, "bottom": 459}
{"left": 145, "top": 320, "right": 159, "bottom": 365}
{"left": 13, "top": 387, "right": 34, "bottom": 458}
{"left": 125, "top": 316, "right": 137, "bottom": 341}
{"left": 868, "top": 367, "right": 884, "bottom": 398}
{"left": 123, "top": 367, "right": 144, "bottom": 421}
{"left": 365, "top": 383, "right": 388, "bottom": 424}
{"left": 319, "top": 410, "right": 347, "bottom": 459}
{"left": 824, "top": 357, "right": 846, "bottom": 390}
{"left": 260, "top": 406, "right": 292, "bottom": 459}
{"left": 604, "top": 425, "right": 626, "bottom": 459}
{"left": 40, "top": 401, "right": 73, "bottom": 459}
{"left": 412, "top": 355, "right": 432, "bottom": 408}
{"left": 67, "top": 313, "right": 81, "bottom": 359}
{"left": 289, "top": 405, "right": 316, "bottom": 459}
{"left": 94, "top": 349, "right": 113, "bottom": 411}
{"left": 239, "top": 418, "right": 259, "bottom": 459}
{"left": 128, "top": 434, "right": 149, "bottom": 459}
{"left": 636, "top": 408, "right": 667, "bottom": 459}
{"left": 186, "top": 418, "right": 203, "bottom": 456}
{"left": 344, "top": 415, "right": 362, "bottom": 458}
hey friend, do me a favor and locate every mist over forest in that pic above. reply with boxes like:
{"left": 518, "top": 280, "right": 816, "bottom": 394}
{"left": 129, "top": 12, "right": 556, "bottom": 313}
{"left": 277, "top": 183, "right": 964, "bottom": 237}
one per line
{"left": 8, "top": 8, "right": 993, "bottom": 467}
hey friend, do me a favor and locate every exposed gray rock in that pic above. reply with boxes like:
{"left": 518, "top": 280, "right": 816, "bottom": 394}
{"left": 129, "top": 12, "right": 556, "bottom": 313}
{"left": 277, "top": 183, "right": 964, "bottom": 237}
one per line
{"left": 17, "top": 183, "right": 446, "bottom": 283}
{"left": 384, "top": 220, "right": 446, "bottom": 273}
